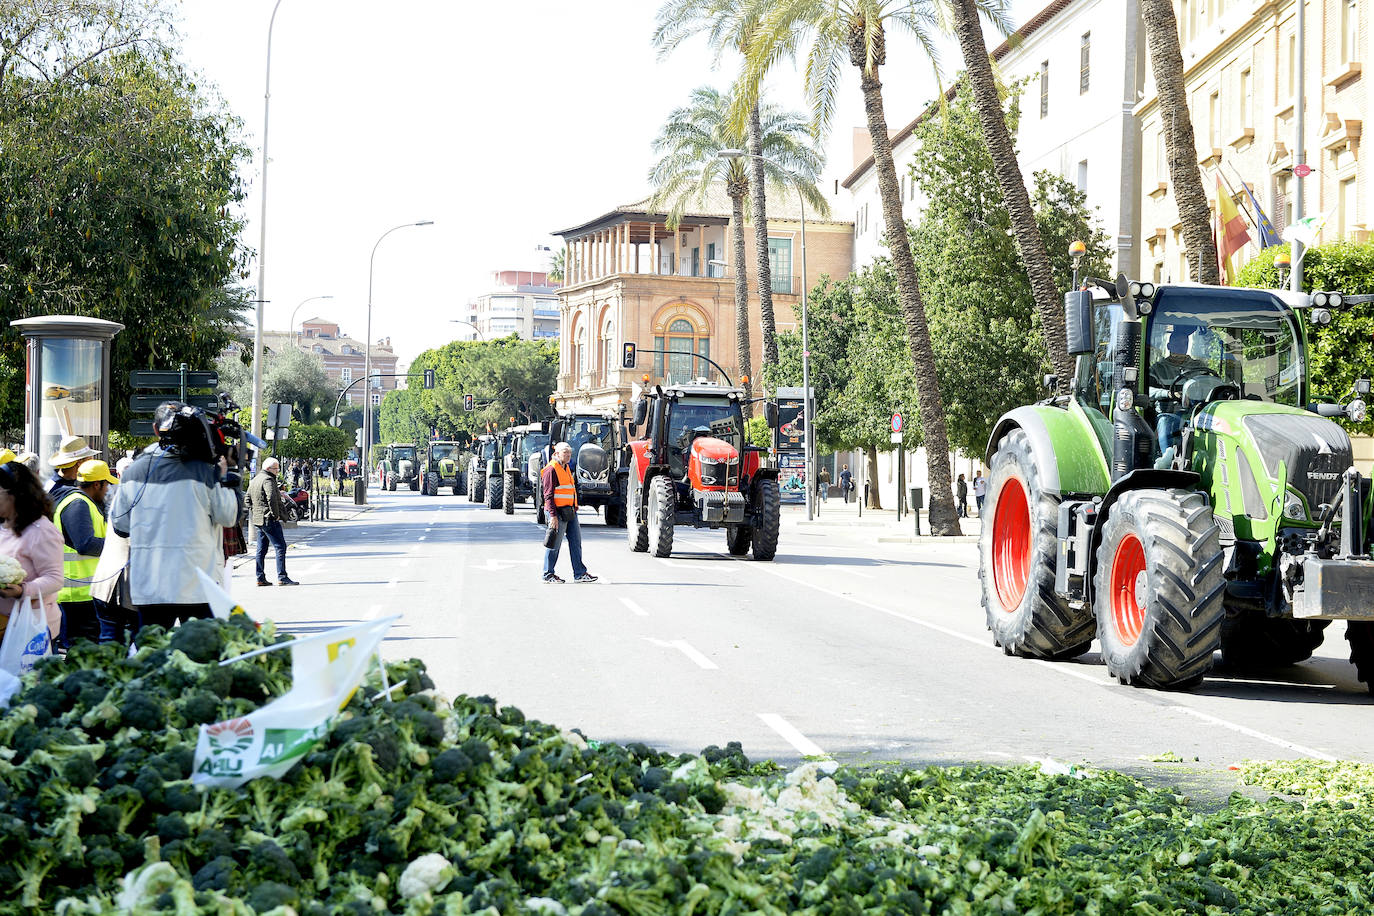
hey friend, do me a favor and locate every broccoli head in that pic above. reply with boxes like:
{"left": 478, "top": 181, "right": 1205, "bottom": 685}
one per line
{"left": 120, "top": 690, "right": 165, "bottom": 731}
{"left": 169, "top": 618, "right": 224, "bottom": 664}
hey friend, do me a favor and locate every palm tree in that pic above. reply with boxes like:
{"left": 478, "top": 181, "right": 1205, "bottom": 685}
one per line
{"left": 653, "top": 0, "right": 795, "bottom": 367}
{"left": 547, "top": 247, "right": 565, "bottom": 284}
{"left": 1140, "top": 0, "right": 1218, "bottom": 284}
{"left": 648, "top": 87, "right": 827, "bottom": 407}
{"left": 947, "top": 0, "right": 1070, "bottom": 381}
{"left": 741, "top": 0, "right": 1007, "bottom": 536}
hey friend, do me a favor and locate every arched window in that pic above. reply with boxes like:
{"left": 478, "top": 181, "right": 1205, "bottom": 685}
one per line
{"left": 577, "top": 325, "right": 588, "bottom": 379}
{"left": 602, "top": 319, "right": 615, "bottom": 384}
{"left": 654, "top": 317, "right": 711, "bottom": 383}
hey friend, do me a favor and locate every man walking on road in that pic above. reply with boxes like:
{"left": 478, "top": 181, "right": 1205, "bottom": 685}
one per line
{"left": 248, "top": 457, "right": 298, "bottom": 588}
{"left": 839, "top": 464, "right": 853, "bottom": 503}
{"left": 541, "top": 442, "right": 596, "bottom": 584}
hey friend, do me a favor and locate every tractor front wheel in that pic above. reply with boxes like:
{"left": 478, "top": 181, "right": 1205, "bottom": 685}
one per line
{"left": 647, "top": 475, "right": 675, "bottom": 557}
{"left": 466, "top": 467, "right": 477, "bottom": 502}
{"left": 726, "top": 525, "right": 752, "bottom": 556}
{"left": 409, "top": 476, "right": 419, "bottom": 491}
{"left": 425, "top": 473, "right": 438, "bottom": 496}
{"left": 502, "top": 475, "right": 516, "bottom": 514}
{"left": 1093, "top": 488, "right": 1225, "bottom": 689}
{"left": 1220, "top": 616, "right": 1329, "bottom": 669}
{"left": 485, "top": 474, "right": 504, "bottom": 510}
{"left": 627, "top": 477, "right": 648, "bottom": 552}
{"left": 750, "top": 478, "right": 780, "bottom": 561}
{"left": 1347, "top": 621, "right": 1374, "bottom": 695}
{"left": 453, "top": 473, "right": 464, "bottom": 497}
{"left": 980, "top": 429, "right": 1092, "bottom": 659}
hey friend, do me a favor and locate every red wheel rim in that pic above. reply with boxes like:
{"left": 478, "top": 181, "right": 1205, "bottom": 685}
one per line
{"left": 991, "top": 477, "right": 1031, "bottom": 612}
{"left": 1109, "top": 534, "right": 1147, "bottom": 646}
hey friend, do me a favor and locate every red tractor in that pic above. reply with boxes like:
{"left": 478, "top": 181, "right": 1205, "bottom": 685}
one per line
{"left": 626, "top": 381, "right": 781, "bottom": 560}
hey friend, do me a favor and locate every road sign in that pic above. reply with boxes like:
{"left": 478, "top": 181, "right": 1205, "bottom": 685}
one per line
{"left": 267, "top": 402, "right": 292, "bottom": 428}
{"left": 891, "top": 412, "right": 903, "bottom": 433}
{"left": 1294, "top": 163, "right": 1313, "bottom": 178}
{"left": 329, "top": 416, "right": 342, "bottom": 428}
{"left": 129, "top": 370, "right": 218, "bottom": 389}
{"left": 891, "top": 431, "right": 903, "bottom": 444}
{"left": 129, "top": 419, "right": 156, "bottom": 436}
{"left": 129, "top": 393, "right": 218, "bottom": 412}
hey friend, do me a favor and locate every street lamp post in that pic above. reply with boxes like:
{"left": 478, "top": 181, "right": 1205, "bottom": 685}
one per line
{"left": 290, "top": 294, "right": 334, "bottom": 347}
{"left": 449, "top": 319, "right": 485, "bottom": 341}
{"left": 717, "top": 148, "right": 815, "bottom": 520}
{"left": 251, "top": 0, "right": 287, "bottom": 443}
{"left": 363, "top": 221, "right": 433, "bottom": 487}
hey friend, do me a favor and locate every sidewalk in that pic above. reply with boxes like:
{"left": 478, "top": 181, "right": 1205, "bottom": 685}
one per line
{"left": 784, "top": 497, "right": 983, "bottom": 544}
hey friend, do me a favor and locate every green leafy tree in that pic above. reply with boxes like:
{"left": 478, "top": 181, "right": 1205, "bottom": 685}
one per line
{"left": 263, "top": 349, "right": 333, "bottom": 424}
{"left": 393, "top": 337, "right": 558, "bottom": 441}
{"left": 0, "top": 35, "right": 250, "bottom": 433}
{"left": 276, "top": 422, "right": 350, "bottom": 461}
{"left": 379, "top": 387, "right": 438, "bottom": 445}
{"left": 1236, "top": 240, "right": 1374, "bottom": 433}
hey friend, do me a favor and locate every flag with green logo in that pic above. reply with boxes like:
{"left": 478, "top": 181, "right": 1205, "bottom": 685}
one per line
{"left": 192, "top": 617, "right": 395, "bottom": 788}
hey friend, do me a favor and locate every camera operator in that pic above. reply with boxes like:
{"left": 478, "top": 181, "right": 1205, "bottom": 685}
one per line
{"left": 110, "top": 402, "right": 242, "bottom": 631}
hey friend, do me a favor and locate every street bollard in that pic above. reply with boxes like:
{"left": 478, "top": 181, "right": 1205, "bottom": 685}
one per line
{"left": 910, "top": 487, "right": 923, "bottom": 536}
{"left": 354, "top": 477, "right": 366, "bottom": 505}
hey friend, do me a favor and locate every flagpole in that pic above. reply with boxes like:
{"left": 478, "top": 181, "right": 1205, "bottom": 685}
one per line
{"left": 1292, "top": 0, "right": 1306, "bottom": 293}
{"left": 218, "top": 615, "right": 403, "bottom": 667}
{"left": 1217, "top": 168, "right": 1261, "bottom": 236}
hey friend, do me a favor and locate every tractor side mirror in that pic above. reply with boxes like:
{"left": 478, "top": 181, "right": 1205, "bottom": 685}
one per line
{"left": 1064, "top": 290, "right": 1093, "bottom": 355}
{"left": 764, "top": 402, "right": 780, "bottom": 428}
{"left": 632, "top": 398, "right": 648, "bottom": 427}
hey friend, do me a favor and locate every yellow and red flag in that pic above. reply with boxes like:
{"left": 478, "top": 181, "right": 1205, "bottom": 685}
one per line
{"left": 1216, "top": 175, "right": 1252, "bottom": 284}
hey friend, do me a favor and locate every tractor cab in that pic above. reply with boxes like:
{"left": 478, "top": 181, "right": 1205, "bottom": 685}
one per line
{"left": 546, "top": 410, "right": 628, "bottom": 527}
{"left": 625, "top": 381, "right": 779, "bottom": 560}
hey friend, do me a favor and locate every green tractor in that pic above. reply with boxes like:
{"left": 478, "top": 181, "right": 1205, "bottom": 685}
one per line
{"left": 466, "top": 435, "right": 498, "bottom": 503}
{"left": 420, "top": 439, "right": 465, "bottom": 496}
{"left": 482, "top": 428, "right": 520, "bottom": 511}
{"left": 503, "top": 423, "right": 550, "bottom": 516}
{"left": 379, "top": 443, "right": 419, "bottom": 492}
{"left": 982, "top": 278, "right": 1374, "bottom": 692}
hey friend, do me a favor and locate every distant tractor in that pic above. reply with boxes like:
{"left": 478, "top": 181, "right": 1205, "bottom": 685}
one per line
{"left": 626, "top": 381, "right": 780, "bottom": 560}
{"left": 981, "top": 278, "right": 1374, "bottom": 692}
{"left": 481, "top": 429, "right": 522, "bottom": 510}
{"left": 420, "top": 440, "right": 465, "bottom": 496}
{"left": 379, "top": 443, "right": 419, "bottom": 491}
{"left": 503, "top": 423, "right": 549, "bottom": 515}
{"left": 466, "top": 435, "right": 498, "bottom": 503}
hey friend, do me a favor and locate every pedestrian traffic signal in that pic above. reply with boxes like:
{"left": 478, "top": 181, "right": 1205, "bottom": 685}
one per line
{"left": 423, "top": 368, "right": 435, "bottom": 389}
{"left": 463, "top": 393, "right": 474, "bottom": 411}
{"left": 354, "top": 428, "right": 363, "bottom": 448}
{"left": 622, "top": 342, "right": 637, "bottom": 369}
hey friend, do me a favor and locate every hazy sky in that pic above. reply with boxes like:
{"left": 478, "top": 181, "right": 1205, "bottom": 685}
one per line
{"left": 177, "top": 0, "right": 1043, "bottom": 363}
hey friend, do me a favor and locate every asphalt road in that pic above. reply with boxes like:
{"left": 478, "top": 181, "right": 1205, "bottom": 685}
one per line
{"left": 235, "top": 485, "right": 1374, "bottom": 785}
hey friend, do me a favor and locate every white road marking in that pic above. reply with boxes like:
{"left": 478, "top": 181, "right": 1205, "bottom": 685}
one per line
{"left": 366, "top": 604, "right": 384, "bottom": 619}
{"left": 738, "top": 556, "right": 1340, "bottom": 762}
{"left": 409, "top": 545, "right": 421, "bottom": 552}
{"left": 645, "top": 637, "right": 718, "bottom": 669}
{"left": 619, "top": 597, "right": 649, "bottom": 617}
{"left": 418, "top": 536, "right": 427, "bottom": 541}
{"left": 758, "top": 713, "right": 835, "bottom": 769}
{"left": 400, "top": 558, "right": 411, "bottom": 567}
{"left": 473, "top": 558, "right": 538, "bottom": 571}
{"left": 296, "top": 563, "right": 324, "bottom": 576}
{"left": 386, "top": 578, "right": 398, "bottom": 589}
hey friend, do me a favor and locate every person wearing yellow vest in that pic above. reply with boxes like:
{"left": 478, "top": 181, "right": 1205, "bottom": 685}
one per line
{"left": 540, "top": 442, "right": 596, "bottom": 584}
{"left": 53, "top": 458, "right": 116, "bottom": 647}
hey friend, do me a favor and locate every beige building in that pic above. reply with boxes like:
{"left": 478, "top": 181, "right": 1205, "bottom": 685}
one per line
{"left": 457, "top": 270, "right": 562, "bottom": 342}
{"left": 1137, "top": 0, "right": 1367, "bottom": 282}
{"left": 550, "top": 187, "right": 853, "bottom": 411}
{"left": 251, "top": 318, "right": 400, "bottom": 408}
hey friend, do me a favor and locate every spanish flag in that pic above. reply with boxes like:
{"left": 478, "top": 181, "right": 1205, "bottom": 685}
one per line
{"left": 1216, "top": 175, "right": 1252, "bottom": 284}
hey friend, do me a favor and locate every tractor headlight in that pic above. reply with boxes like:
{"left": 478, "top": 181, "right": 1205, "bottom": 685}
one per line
{"left": 1284, "top": 491, "right": 1309, "bottom": 521}
{"left": 1349, "top": 398, "right": 1368, "bottom": 423}
{"left": 1312, "top": 307, "right": 1333, "bottom": 326}
{"left": 1313, "top": 291, "right": 1329, "bottom": 307}
{"left": 1330, "top": 292, "right": 1345, "bottom": 308}
{"left": 1116, "top": 387, "right": 1135, "bottom": 412}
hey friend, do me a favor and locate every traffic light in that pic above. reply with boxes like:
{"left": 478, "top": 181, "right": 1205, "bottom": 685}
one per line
{"left": 622, "top": 341, "right": 637, "bottom": 369}
{"left": 423, "top": 368, "right": 435, "bottom": 389}
{"left": 463, "top": 393, "right": 474, "bottom": 412}
{"left": 354, "top": 428, "right": 363, "bottom": 448}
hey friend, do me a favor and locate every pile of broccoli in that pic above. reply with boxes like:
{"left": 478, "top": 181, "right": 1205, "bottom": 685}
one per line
{"left": 2, "top": 617, "right": 1372, "bottom": 915}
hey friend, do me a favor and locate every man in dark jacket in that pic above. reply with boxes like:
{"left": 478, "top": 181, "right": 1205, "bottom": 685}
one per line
{"left": 247, "top": 457, "right": 298, "bottom": 587}
{"left": 541, "top": 442, "right": 596, "bottom": 584}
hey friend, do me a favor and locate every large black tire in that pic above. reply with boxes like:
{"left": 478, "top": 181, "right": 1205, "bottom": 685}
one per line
{"left": 626, "top": 476, "right": 648, "bottom": 552}
{"left": 454, "top": 472, "right": 464, "bottom": 497}
{"left": 1346, "top": 621, "right": 1374, "bottom": 695}
{"left": 1093, "top": 488, "right": 1225, "bottom": 689}
{"left": 485, "top": 474, "right": 503, "bottom": 510}
{"left": 536, "top": 501, "right": 547, "bottom": 527}
{"left": 726, "top": 525, "right": 752, "bottom": 556}
{"left": 750, "top": 478, "right": 780, "bottom": 561}
{"left": 502, "top": 474, "right": 516, "bottom": 515}
{"left": 647, "top": 475, "right": 675, "bottom": 557}
{"left": 409, "top": 477, "right": 419, "bottom": 492}
{"left": 1220, "top": 616, "right": 1329, "bottom": 669}
{"left": 425, "top": 473, "right": 438, "bottom": 496}
{"left": 980, "top": 429, "right": 1093, "bottom": 659}
{"left": 466, "top": 465, "right": 477, "bottom": 502}
{"left": 386, "top": 475, "right": 396, "bottom": 492}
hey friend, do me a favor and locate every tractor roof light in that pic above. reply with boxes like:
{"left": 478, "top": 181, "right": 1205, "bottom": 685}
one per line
{"left": 1311, "top": 307, "right": 1333, "bottom": 326}
{"left": 1313, "top": 291, "right": 1328, "bottom": 307}
{"left": 1330, "top": 292, "right": 1345, "bottom": 308}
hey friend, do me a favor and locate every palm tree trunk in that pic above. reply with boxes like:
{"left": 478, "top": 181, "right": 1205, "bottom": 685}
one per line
{"left": 857, "top": 62, "right": 962, "bottom": 536}
{"left": 950, "top": 0, "right": 1070, "bottom": 381}
{"left": 730, "top": 191, "right": 753, "bottom": 415}
{"left": 747, "top": 103, "right": 778, "bottom": 365}
{"left": 1140, "top": 0, "right": 1218, "bottom": 284}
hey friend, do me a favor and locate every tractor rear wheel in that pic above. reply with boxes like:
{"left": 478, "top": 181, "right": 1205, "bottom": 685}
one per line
{"left": 466, "top": 467, "right": 477, "bottom": 502}
{"left": 980, "top": 429, "right": 1093, "bottom": 659}
{"left": 627, "top": 477, "right": 648, "bottom": 552}
{"left": 1346, "top": 621, "right": 1374, "bottom": 695}
{"left": 1220, "top": 616, "right": 1329, "bottom": 669}
{"left": 750, "top": 478, "right": 780, "bottom": 561}
{"left": 726, "top": 525, "right": 752, "bottom": 555}
{"left": 485, "top": 474, "right": 504, "bottom": 510}
{"left": 425, "top": 473, "right": 438, "bottom": 496}
{"left": 647, "top": 475, "right": 675, "bottom": 557}
{"left": 1093, "top": 488, "right": 1224, "bottom": 689}
{"left": 409, "top": 476, "right": 419, "bottom": 491}
{"left": 502, "top": 475, "right": 516, "bottom": 514}
{"left": 453, "top": 473, "right": 464, "bottom": 497}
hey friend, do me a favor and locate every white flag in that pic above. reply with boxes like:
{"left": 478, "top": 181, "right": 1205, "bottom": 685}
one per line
{"left": 195, "top": 567, "right": 250, "bottom": 621}
{"left": 1281, "top": 213, "right": 1327, "bottom": 249}
{"left": 192, "top": 617, "right": 395, "bottom": 788}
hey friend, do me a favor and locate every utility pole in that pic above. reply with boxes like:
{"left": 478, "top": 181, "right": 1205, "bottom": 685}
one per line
{"left": 1292, "top": 0, "right": 1306, "bottom": 293}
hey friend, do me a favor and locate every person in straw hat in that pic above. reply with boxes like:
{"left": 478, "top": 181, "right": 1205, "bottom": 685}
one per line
{"left": 46, "top": 435, "right": 98, "bottom": 500}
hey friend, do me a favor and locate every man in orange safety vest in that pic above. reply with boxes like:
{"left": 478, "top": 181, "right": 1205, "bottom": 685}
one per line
{"left": 541, "top": 442, "right": 597, "bottom": 584}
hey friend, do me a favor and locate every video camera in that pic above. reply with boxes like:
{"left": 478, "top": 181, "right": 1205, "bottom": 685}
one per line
{"left": 154, "top": 395, "right": 268, "bottom": 487}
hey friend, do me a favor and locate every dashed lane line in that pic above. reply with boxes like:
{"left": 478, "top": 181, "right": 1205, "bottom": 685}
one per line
{"left": 645, "top": 637, "right": 718, "bottom": 670}
{"left": 619, "top": 598, "right": 649, "bottom": 617}
{"left": 757, "top": 714, "right": 835, "bottom": 770}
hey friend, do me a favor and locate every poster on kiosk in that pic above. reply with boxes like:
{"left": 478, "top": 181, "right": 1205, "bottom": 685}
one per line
{"left": 773, "top": 386, "right": 811, "bottom": 502}
{"left": 11, "top": 316, "right": 123, "bottom": 478}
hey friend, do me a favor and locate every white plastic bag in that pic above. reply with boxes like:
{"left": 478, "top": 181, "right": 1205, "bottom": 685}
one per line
{"left": 0, "top": 596, "right": 51, "bottom": 677}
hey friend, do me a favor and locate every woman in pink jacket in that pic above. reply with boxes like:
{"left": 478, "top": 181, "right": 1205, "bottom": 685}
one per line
{"left": 0, "top": 460, "right": 64, "bottom": 637}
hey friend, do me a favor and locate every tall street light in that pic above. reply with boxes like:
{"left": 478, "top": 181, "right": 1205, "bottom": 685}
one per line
{"left": 717, "top": 149, "right": 815, "bottom": 520}
{"left": 363, "top": 221, "right": 434, "bottom": 486}
{"left": 251, "top": 0, "right": 287, "bottom": 443}
{"left": 449, "top": 319, "right": 485, "bottom": 341}
{"left": 290, "top": 294, "right": 334, "bottom": 347}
